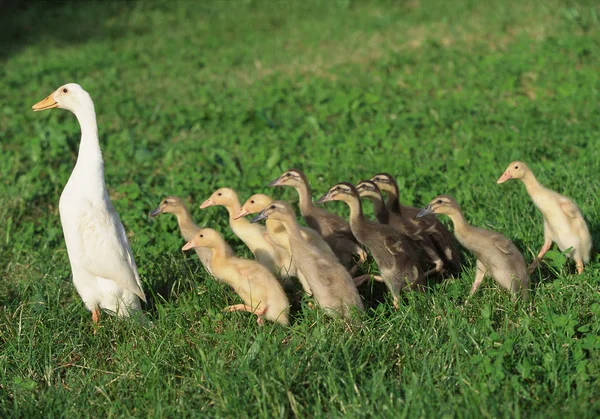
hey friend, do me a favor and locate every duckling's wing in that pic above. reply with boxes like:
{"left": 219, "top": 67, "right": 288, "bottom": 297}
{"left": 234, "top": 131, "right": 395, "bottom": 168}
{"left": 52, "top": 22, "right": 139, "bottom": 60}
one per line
{"left": 559, "top": 197, "right": 579, "bottom": 219}
{"left": 491, "top": 234, "right": 515, "bottom": 255}
{"left": 383, "top": 236, "right": 407, "bottom": 256}
{"left": 78, "top": 202, "right": 146, "bottom": 302}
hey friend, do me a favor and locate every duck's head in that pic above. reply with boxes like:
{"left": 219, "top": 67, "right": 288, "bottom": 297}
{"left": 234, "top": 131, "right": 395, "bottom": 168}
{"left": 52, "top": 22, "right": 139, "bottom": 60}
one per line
{"left": 355, "top": 180, "right": 383, "bottom": 201}
{"left": 234, "top": 194, "right": 273, "bottom": 220}
{"left": 497, "top": 161, "right": 528, "bottom": 184}
{"left": 182, "top": 228, "right": 221, "bottom": 251}
{"left": 150, "top": 196, "right": 185, "bottom": 217}
{"left": 32, "top": 83, "right": 92, "bottom": 114}
{"left": 369, "top": 173, "right": 398, "bottom": 194}
{"left": 250, "top": 200, "right": 293, "bottom": 223}
{"left": 268, "top": 169, "right": 307, "bottom": 189}
{"left": 200, "top": 188, "right": 237, "bottom": 209}
{"left": 417, "top": 195, "right": 459, "bottom": 218}
{"left": 316, "top": 182, "right": 358, "bottom": 205}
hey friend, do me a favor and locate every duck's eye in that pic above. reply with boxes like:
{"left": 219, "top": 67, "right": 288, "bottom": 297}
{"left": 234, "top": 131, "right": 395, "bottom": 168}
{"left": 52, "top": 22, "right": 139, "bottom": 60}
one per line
{"left": 62, "top": 88, "right": 68, "bottom": 93}
{"left": 436, "top": 199, "right": 443, "bottom": 204}
{"left": 270, "top": 205, "right": 276, "bottom": 209}
{"left": 199, "top": 234, "right": 203, "bottom": 238}
{"left": 217, "top": 193, "right": 222, "bottom": 196}
{"left": 285, "top": 173, "right": 291, "bottom": 177}
{"left": 250, "top": 200, "right": 255, "bottom": 204}
{"left": 514, "top": 165, "right": 519, "bottom": 169}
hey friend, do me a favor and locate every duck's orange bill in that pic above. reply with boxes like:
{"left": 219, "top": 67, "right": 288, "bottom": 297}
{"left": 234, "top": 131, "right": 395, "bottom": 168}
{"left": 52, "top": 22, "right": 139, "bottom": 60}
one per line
{"left": 496, "top": 172, "right": 512, "bottom": 184}
{"left": 182, "top": 241, "right": 196, "bottom": 251}
{"left": 32, "top": 94, "right": 58, "bottom": 111}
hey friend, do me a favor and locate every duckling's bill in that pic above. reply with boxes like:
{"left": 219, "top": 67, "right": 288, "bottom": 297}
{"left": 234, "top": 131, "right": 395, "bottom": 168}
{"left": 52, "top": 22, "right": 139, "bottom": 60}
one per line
{"left": 417, "top": 206, "right": 434, "bottom": 218}
{"left": 496, "top": 171, "right": 512, "bottom": 184}
{"left": 233, "top": 207, "right": 250, "bottom": 220}
{"left": 149, "top": 207, "right": 163, "bottom": 217}
{"left": 250, "top": 211, "right": 268, "bottom": 223}
{"left": 182, "top": 240, "right": 196, "bottom": 251}
{"left": 267, "top": 177, "right": 282, "bottom": 187}
{"left": 315, "top": 192, "right": 333, "bottom": 204}
{"left": 32, "top": 94, "right": 58, "bottom": 111}
{"left": 199, "top": 198, "right": 215, "bottom": 209}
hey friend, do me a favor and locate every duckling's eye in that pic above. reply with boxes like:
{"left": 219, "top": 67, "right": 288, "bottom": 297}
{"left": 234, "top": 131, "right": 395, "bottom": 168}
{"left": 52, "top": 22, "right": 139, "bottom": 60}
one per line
{"left": 436, "top": 199, "right": 443, "bottom": 204}
{"left": 217, "top": 193, "right": 222, "bottom": 196}
{"left": 199, "top": 234, "right": 203, "bottom": 238}
{"left": 285, "top": 173, "right": 291, "bottom": 177}
{"left": 514, "top": 165, "right": 519, "bottom": 169}
{"left": 250, "top": 200, "right": 255, "bottom": 204}
{"left": 62, "top": 88, "right": 68, "bottom": 93}
{"left": 270, "top": 205, "right": 276, "bottom": 209}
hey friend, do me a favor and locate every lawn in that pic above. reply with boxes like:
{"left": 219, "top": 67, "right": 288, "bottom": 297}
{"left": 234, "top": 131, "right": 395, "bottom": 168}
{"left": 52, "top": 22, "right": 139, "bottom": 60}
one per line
{"left": 1, "top": 0, "right": 600, "bottom": 416}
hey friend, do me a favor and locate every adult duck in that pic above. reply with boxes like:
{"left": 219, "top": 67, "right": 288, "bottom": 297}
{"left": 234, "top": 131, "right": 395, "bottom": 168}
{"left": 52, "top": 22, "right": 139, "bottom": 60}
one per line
{"left": 32, "top": 84, "right": 146, "bottom": 323}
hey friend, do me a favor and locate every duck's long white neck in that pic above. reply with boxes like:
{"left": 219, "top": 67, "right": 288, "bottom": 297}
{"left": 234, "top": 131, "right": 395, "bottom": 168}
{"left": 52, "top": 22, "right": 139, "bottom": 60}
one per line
{"left": 72, "top": 101, "right": 104, "bottom": 174}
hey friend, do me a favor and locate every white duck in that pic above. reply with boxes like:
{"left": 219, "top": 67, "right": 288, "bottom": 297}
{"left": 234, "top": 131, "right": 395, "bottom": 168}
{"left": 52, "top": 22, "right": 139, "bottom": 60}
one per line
{"left": 32, "top": 83, "right": 146, "bottom": 323}
{"left": 497, "top": 161, "right": 592, "bottom": 274}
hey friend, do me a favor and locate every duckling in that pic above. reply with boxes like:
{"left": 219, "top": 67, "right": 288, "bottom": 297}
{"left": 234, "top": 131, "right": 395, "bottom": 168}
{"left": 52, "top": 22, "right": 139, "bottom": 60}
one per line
{"left": 182, "top": 229, "right": 289, "bottom": 325}
{"left": 200, "top": 188, "right": 279, "bottom": 274}
{"left": 234, "top": 194, "right": 297, "bottom": 278}
{"left": 356, "top": 180, "right": 447, "bottom": 277}
{"left": 251, "top": 201, "right": 363, "bottom": 318}
{"left": 235, "top": 194, "right": 335, "bottom": 295}
{"left": 150, "top": 196, "right": 213, "bottom": 273}
{"left": 418, "top": 195, "right": 529, "bottom": 298}
{"left": 498, "top": 161, "right": 592, "bottom": 274}
{"left": 370, "top": 173, "right": 461, "bottom": 275}
{"left": 317, "top": 183, "right": 424, "bottom": 308}
{"left": 268, "top": 169, "right": 366, "bottom": 272}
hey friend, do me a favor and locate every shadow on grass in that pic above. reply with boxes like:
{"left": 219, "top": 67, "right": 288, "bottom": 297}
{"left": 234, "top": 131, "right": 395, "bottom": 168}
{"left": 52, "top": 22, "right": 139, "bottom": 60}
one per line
{"left": 0, "top": 0, "right": 141, "bottom": 62}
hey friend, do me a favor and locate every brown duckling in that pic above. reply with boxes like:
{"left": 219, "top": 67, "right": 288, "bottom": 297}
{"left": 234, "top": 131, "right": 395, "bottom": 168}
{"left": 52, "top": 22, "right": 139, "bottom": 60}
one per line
{"left": 268, "top": 169, "right": 367, "bottom": 272}
{"left": 150, "top": 196, "right": 214, "bottom": 273}
{"left": 200, "top": 188, "right": 279, "bottom": 274}
{"left": 370, "top": 173, "right": 461, "bottom": 275}
{"left": 251, "top": 201, "right": 363, "bottom": 318}
{"left": 317, "top": 183, "right": 424, "bottom": 308}
{"left": 182, "top": 228, "right": 290, "bottom": 325}
{"left": 355, "top": 180, "right": 446, "bottom": 277}
{"left": 497, "top": 161, "right": 592, "bottom": 274}
{"left": 418, "top": 195, "right": 529, "bottom": 298}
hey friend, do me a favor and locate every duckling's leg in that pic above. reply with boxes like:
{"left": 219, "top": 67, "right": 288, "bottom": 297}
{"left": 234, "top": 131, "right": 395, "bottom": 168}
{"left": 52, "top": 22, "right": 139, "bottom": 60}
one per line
{"left": 424, "top": 256, "right": 444, "bottom": 277}
{"left": 528, "top": 237, "right": 553, "bottom": 274}
{"left": 470, "top": 260, "right": 487, "bottom": 295}
{"left": 576, "top": 259, "right": 584, "bottom": 274}
{"left": 353, "top": 274, "right": 371, "bottom": 286}
{"left": 223, "top": 304, "right": 254, "bottom": 313}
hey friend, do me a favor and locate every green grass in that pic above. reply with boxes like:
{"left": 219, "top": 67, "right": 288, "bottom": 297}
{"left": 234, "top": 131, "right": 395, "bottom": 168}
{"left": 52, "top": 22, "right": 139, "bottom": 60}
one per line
{"left": 1, "top": 0, "right": 600, "bottom": 416}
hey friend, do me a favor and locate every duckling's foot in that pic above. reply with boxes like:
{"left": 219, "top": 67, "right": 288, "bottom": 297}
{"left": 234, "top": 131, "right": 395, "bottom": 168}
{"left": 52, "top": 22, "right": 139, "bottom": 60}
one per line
{"left": 576, "top": 260, "right": 584, "bottom": 274}
{"left": 527, "top": 261, "right": 539, "bottom": 274}
{"left": 373, "top": 275, "right": 383, "bottom": 282}
{"left": 223, "top": 304, "right": 253, "bottom": 313}
{"left": 353, "top": 274, "right": 371, "bottom": 286}
{"left": 392, "top": 296, "right": 400, "bottom": 310}
{"left": 256, "top": 317, "right": 264, "bottom": 326}
{"left": 424, "top": 260, "right": 444, "bottom": 277}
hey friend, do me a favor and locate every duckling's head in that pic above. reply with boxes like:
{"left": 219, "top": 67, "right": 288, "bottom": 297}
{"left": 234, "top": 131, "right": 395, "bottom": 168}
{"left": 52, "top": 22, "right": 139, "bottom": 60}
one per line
{"left": 32, "top": 83, "right": 92, "bottom": 114}
{"left": 417, "top": 195, "right": 460, "bottom": 218}
{"left": 250, "top": 200, "right": 294, "bottom": 223}
{"left": 150, "top": 196, "right": 186, "bottom": 217}
{"left": 182, "top": 228, "right": 222, "bottom": 251}
{"left": 355, "top": 180, "right": 383, "bottom": 201}
{"left": 200, "top": 188, "right": 238, "bottom": 209}
{"left": 497, "top": 161, "right": 529, "bottom": 184}
{"left": 369, "top": 173, "right": 398, "bottom": 194}
{"left": 234, "top": 194, "right": 273, "bottom": 219}
{"left": 268, "top": 169, "right": 307, "bottom": 189}
{"left": 316, "top": 182, "right": 358, "bottom": 204}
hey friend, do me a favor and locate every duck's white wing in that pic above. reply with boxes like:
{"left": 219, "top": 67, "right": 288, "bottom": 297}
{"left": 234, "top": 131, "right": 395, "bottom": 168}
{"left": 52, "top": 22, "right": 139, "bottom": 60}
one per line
{"left": 77, "top": 200, "right": 146, "bottom": 302}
